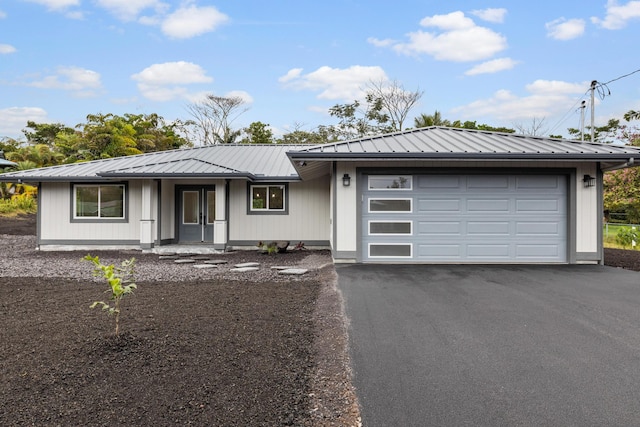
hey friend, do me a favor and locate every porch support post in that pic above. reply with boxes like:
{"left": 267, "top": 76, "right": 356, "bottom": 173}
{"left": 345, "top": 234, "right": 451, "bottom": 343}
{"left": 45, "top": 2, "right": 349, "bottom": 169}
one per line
{"left": 140, "top": 179, "right": 155, "bottom": 249}
{"left": 213, "top": 180, "right": 227, "bottom": 248}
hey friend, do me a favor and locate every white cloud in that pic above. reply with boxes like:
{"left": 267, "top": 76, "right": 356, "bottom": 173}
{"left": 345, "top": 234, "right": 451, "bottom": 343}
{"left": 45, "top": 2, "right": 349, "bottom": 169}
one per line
{"left": 452, "top": 79, "right": 588, "bottom": 122}
{"left": 161, "top": 4, "right": 229, "bottom": 39}
{"left": 592, "top": 0, "right": 640, "bottom": 29}
{"left": 24, "top": 0, "right": 79, "bottom": 10}
{"left": 366, "top": 37, "right": 395, "bottom": 48}
{"left": 131, "top": 61, "right": 213, "bottom": 101}
{"left": 96, "top": 0, "right": 162, "bottom": 22}
{"left": 471, "top": 8, "right": 507, "bottom": 23}
{"left": 465, "top": 58, "right": 519, "bottom": 76}
{"left": 546, "top": 18, "right": 586, "bottom": 40}
{"left": 0, "top": 44, "right": 16, "bottom": 54}
{"left": 279, "top": 65, "right": 388, "bottom": 101}
{"left": 376, "top": 11, "right": 507, "bottom": 62}
{"left": 278, "top": 68, "right": 303, "bottom": 83}
{"left": 28, "top": 66, "right": 102, "bottom": 97}
{"left": 0, "top": 107, "right": 48, "bottom": 139}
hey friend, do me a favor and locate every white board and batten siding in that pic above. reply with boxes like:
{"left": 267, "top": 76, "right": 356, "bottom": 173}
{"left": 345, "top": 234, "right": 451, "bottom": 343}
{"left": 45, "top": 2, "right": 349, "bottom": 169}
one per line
{"left": 227, "top": 176, "right": 330, "bottom": 243}
{"left": 39, "top": 181, "right": 145, "bottom": 242}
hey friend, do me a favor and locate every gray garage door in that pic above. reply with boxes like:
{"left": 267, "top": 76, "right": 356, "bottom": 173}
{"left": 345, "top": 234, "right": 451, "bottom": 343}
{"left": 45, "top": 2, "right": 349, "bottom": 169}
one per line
{"left": 362, "top": 174, "right": 567, "bottom": 263}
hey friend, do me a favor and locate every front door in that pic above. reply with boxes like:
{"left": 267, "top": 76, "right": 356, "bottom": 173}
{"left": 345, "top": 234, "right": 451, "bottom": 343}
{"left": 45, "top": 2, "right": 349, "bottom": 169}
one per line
{"left": 177, "top": 186, "right": 215, "bottom": 243}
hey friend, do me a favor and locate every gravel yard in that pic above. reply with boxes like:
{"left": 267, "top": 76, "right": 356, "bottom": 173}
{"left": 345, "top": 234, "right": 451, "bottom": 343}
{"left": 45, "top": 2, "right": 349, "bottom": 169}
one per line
{"left": 0, "top": 214, "right": 361, "bottom": 426}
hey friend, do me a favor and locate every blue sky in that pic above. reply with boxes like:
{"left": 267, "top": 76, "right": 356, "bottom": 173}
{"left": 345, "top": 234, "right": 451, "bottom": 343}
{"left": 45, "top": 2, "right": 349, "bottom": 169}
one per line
{"left": 1, "top": 0, "right": 640, "bottom": 142}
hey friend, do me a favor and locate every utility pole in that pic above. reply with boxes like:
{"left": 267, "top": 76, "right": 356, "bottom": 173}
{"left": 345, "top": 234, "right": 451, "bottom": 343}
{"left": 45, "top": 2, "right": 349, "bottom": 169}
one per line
{"left": 580, "top": 100, "right": 586, "bottom": 142}
{"left": 590, "top": 80, "right": 597, "bottom": 142}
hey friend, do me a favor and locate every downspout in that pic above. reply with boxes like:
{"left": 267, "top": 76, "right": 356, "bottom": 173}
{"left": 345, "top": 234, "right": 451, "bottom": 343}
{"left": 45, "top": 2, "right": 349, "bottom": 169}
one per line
{"left": 36, "top": 182, "right": 41, "bottom": 251}
{"left": 601, "top": 158, "right": 634, "bottom": 172}
{"left": 156, "top": 179, "right": 161, "bottom": 246}
{"left": 225, "top": 179, "right": 230, "bottom": 251}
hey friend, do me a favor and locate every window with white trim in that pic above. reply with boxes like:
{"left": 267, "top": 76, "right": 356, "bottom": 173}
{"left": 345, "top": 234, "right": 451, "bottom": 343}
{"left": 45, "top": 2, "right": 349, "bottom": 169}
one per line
{"left": 249, "top": 184, "right": 287, "bottom": 213}
{"left": 74, "top": 184, "right": 125, "bottom": 219}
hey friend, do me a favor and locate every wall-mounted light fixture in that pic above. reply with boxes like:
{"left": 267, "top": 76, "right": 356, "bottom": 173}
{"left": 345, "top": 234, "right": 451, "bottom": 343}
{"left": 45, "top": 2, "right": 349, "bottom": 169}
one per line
{"left": 583, "top": 174, "right": 596, "bottom": 188}
{"left": 342, "top": 173, "right": 351, "bottom": 187}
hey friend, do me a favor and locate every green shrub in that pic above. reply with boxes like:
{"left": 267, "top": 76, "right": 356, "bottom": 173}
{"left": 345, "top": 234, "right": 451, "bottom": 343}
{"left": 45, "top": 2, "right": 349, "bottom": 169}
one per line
{"left": 0, "top": 193, "right": 37, "bottom": 215}
{"left": 84, "top": 255, "right": 137, "bottom": 336}
{"left": 615, "top": 226, "right": 639, "bottom": 249}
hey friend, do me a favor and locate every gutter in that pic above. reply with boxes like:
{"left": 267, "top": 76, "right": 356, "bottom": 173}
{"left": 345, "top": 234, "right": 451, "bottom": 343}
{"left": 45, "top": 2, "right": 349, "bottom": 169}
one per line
{"left": 601, "top": 158, "right": 634, "bottom": 172}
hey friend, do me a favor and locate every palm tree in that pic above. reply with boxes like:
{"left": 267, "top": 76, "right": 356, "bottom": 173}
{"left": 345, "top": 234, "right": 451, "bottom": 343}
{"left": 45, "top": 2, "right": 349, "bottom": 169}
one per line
{"left": 414, "top": 110, "right": 451, "bottom": 128}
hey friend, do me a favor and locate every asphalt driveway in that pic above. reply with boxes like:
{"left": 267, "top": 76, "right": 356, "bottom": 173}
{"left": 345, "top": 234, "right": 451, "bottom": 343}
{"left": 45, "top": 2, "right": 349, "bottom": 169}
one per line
{"left": 337, "top": 264, "right": 640, "bottom": 427}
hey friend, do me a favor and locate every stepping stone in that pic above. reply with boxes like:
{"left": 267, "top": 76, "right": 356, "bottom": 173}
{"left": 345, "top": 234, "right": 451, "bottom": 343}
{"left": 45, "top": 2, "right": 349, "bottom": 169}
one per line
{"left": 234, "top": 262, "right": 260, "bottom": 268}
{"left": 278, "top": 268, "right": 308, "bottom": 275}
{"left": 204, "top": 259, "right": 228, "bottom": 265}
{"left": 159, "top": 255, "right": 179, "bottom": 260}
{"left": 271, "top": 266, "right": 294, "bottom": 270}
{"left": 194, "top": 264, "right": 218, "bottom": 269}
{"left": 230, "top": 267, "right": 260, "bottom": 272}
{"left": 192, "top": 256, "right": 211, "bottom": 261}
{"left": 174, "top": 259, "right": 195, "bottom": 264}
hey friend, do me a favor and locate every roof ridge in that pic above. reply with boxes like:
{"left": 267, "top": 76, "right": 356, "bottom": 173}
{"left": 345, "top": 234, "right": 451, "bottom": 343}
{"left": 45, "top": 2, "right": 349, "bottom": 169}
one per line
{"left": 104, "top": 157, "right": 243, "bottom": 173}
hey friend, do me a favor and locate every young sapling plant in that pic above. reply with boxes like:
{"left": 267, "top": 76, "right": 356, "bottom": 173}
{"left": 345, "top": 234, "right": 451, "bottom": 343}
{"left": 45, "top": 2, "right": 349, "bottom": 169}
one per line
{"left": 84, "top": 254, "right": 137, "bottom": 336}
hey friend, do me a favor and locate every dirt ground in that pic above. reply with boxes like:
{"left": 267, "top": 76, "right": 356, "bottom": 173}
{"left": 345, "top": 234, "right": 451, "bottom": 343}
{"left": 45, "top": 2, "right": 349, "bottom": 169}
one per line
{"left": 0, "top": 214, "right": 360, "bottom": 426}
{"left": 3, "top": 214, "right": 640, "bottom": 426}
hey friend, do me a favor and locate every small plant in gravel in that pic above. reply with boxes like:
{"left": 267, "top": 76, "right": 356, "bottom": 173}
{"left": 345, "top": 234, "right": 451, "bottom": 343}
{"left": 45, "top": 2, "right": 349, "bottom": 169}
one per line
{"left": 84, "top": 254, "right": 137, "bottom": 336}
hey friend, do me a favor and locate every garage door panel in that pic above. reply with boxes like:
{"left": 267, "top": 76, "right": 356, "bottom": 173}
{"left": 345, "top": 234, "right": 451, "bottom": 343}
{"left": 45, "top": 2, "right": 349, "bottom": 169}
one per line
{"left": 417, "top": 244, "right": 461, "bottom": 258}
{"left": 363, "top": 174, "right": 567, "bottom": 263}
{"left": 516, "top": 199, "right": 560, "bottom": 212}
{"left": 417, "top": 221, "right": 461, "bottom": 235}
{"left": 467, "top": 221, "right": 510, "bottom": 235}
{"left": 467, "top": 244, "right": 511, "bottom": 258}
{"left": 467, "top": 199, "right": 510, "bottom": 212}
{"left": 516, "top": 221, "right": 561, "bottom": 236}
{"left": 516, "top": 175, "right": 562, "bottom": 189}
{"left": 417, "top": 175, "right": 461, "bottom": 188}
{"left": 516, "top": 244, "right": 562, "bottom": 258}
{"left": 417, "top": 199, "right": 461, "bottom": 212}
{"left": 467, "top": 176, "right": 509, "bottom": 189}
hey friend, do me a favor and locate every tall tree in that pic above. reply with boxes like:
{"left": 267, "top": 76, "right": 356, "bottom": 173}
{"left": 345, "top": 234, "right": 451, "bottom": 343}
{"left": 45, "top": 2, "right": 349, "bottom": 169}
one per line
{"left": 240, "top": 121, "right": 274, "bottom": 144}
{"left": 602, "top": 109, "right": 640, "bottom": 222}
{"left": 512, "top": 117, "right": 548, "bottom": 136}
{"left": 365, "top": 79, "right": 423, "bottom": 132}
{"left": 326, "top": 80, "right": 423, "bottom": 140}
{"left": 186, "top": 94, "right": 248, "bottom": 144}
{"left": 22, "top": 121, "right": 76, "bottom": 146}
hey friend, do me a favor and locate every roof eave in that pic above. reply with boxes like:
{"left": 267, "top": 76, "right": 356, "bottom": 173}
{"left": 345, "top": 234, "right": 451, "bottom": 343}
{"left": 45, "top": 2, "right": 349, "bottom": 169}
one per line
{"left": 287, "top": 152, "right": 638, "bottom": 162}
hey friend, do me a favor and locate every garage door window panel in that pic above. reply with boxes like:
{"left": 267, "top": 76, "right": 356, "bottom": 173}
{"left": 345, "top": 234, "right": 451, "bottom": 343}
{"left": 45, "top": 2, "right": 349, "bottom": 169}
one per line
{"left": 369, "top": 221, "right": 412, "bottom": 235}
{"left": 369, "top": 198, "right": 412, "bottom": 213}
{"left": 368, "top": 175, "right": 412, "bottom": 190}
{"left": 369, "top": 243, "right": 412, "bottom": 258}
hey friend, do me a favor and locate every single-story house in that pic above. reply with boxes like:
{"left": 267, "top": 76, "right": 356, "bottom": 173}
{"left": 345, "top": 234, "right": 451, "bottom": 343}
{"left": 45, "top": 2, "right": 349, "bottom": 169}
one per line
{"left": 2, "top": 126, "right": 639, "bottom": 264}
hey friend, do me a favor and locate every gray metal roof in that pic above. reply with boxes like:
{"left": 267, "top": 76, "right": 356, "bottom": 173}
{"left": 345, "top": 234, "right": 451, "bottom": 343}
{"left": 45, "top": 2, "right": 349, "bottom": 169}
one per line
{"left": 287, "top": 127, "right": 640, "bottom": 160}
{"left": 0, "top": 158, "right": 16, "bottom": 167}
{"left": 0, "top": 144, "right": 307, "bottom": 182}
{"left": 2, "top": 127, "right": 640, "bottom": 184}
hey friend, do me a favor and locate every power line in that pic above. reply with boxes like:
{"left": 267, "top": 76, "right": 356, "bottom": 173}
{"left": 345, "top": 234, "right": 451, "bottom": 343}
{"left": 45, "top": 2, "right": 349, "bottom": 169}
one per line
{"left": 549, "top": 67, "right": 640, "bottom": 136}
{"left": 603, "top": 68, "right": 640, "bottom": 85}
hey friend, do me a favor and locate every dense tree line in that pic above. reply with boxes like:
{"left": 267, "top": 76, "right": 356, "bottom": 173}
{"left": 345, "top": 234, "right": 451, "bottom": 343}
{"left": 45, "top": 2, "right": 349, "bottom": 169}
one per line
{"left": 1, "top": 80, "right": 639, "bottom": 223}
